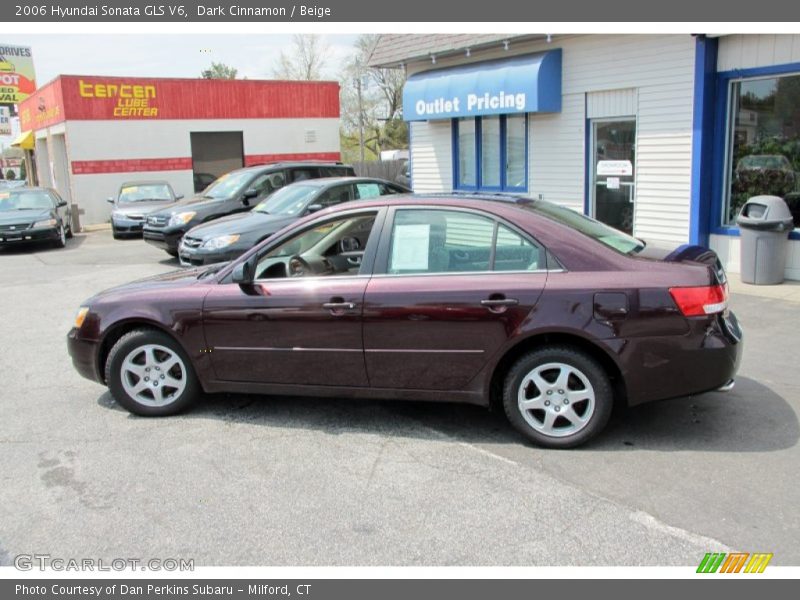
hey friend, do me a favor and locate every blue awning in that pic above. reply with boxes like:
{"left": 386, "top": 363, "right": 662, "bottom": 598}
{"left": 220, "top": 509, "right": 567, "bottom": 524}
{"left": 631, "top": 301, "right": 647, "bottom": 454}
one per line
{"left": 402, "top": 50, "right": 562, "bottom": 121}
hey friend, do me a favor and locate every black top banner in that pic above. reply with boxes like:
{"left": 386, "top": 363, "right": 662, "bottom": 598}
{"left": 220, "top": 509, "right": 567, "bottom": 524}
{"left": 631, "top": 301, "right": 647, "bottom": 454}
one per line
{"left": 3, "top": 0, "right": 800, "bottom": 22}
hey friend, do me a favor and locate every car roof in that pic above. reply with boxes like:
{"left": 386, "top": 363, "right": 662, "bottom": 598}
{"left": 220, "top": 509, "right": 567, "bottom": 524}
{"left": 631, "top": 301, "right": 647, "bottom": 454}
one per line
{"left": 120, "top": 180, "right": 172, "bottom": 187}
{"left": 312, "top": 192, "right": 535, "bottom": 213}
{"left": 237, "top": 161, "right": 353, "bottom": 174}
{"left": 288, "top": 176, "right": 406, "bottom": 189}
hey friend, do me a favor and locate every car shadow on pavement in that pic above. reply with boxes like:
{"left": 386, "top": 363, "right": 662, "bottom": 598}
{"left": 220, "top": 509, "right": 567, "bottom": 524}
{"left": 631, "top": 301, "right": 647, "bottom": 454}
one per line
{"left": 0, "top": 234, "right": 87, "bottom": 254}
{"left": 95, "top": 375, "right": 798, "bottom": 453}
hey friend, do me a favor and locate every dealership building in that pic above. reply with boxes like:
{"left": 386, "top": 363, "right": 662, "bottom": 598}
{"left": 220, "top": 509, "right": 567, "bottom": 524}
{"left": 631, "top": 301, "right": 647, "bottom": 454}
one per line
{"left": 16, "top": 75, "right": 341, "bottom": 226}
{"left": 370, "top": 34, "right": 800, "bottom": 280}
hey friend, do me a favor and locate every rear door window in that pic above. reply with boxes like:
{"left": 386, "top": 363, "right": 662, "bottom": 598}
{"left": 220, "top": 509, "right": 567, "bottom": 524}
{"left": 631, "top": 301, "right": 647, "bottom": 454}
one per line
{"left": 289, "top": 167, "right": 321, "bottom": 182}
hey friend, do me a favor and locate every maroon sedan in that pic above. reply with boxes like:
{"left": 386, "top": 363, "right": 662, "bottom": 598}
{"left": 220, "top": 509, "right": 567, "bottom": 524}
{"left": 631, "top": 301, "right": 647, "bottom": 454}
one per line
{"left": 68, "top": 195, "right": 742, "bottom": 448}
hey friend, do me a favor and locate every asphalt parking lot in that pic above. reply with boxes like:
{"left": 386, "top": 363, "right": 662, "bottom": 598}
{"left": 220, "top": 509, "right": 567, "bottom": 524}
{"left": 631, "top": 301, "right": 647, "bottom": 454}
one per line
{"left": 0, "top": 230, "right": 798, "bottom": 567}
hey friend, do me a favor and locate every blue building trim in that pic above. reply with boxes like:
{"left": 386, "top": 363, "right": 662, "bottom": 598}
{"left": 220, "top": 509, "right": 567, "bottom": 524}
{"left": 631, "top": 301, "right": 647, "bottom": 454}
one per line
{"left": 688, "top": 35, "right": 718, "bottom": 247}
{"left": 709, "top": 59, "right": 800, "bottom": 242}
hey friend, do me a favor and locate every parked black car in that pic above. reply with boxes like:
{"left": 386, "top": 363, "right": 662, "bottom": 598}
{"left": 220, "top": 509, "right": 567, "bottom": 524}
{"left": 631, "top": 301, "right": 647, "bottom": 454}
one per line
{"left": 178, "top": 177, "right": 410, "bottom": 266}
{"left": 0, "top": 187, "right": 73, "bottom": 249}
{"left": 143, "top": 162, "right": 355, "bottom": 257}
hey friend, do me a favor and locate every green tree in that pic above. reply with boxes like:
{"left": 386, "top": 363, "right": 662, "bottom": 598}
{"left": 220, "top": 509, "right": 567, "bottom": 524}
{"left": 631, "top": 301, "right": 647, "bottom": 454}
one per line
{"left": 200, "top": 62, "right": 238, "bottom": 79}
{"left": 6, "top": 169, "right": 15, "bottom": 180}
{"left": 339, "top": 34, "right": 408, "bottom": 160}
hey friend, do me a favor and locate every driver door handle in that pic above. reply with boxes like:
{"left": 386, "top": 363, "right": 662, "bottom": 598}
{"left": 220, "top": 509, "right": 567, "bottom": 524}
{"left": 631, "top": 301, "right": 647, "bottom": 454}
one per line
{"left": 480, "top": 298, "right": 519, "bottom": 307}
{"left": 323, "top": 301, "right": 357, "bottom": 310}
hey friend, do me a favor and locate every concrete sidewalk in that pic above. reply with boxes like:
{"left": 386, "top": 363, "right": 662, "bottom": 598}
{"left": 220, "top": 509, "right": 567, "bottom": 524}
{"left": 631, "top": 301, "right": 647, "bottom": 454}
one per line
{"left": 728, "top": 276, "right": 800, "bottom": 304}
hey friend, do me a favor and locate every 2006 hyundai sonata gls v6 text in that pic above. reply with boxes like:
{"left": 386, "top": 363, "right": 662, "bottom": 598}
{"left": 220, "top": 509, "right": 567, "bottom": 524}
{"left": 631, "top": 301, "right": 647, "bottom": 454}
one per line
{"left": 68, "top": 196, "right": 742, "bottom": 448}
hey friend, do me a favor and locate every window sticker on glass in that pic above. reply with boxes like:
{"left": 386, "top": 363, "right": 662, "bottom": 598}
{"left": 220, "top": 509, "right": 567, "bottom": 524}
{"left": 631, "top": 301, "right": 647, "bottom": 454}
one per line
{"left": 121, "top": 186, "right": 138, "bottom": 194}
{"left": 391, "top": 224, "right": 430, "bottom": 271}
{"left": 357, "top": 183, "right": 380, "bottom": 198}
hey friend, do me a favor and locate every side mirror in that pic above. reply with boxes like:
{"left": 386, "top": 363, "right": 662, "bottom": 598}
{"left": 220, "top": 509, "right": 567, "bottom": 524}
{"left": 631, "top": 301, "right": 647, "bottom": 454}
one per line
{"left": 57, "top": 200, "right": 68, "bottom": 208}
{"left": 243, "top": 188, "right": 258, "bottom": 200}
{"left": 106, "top": 197, "right": 115, "bottom": 204}
{"left": 231, "top": 256, "right": 256, "bottom": 285}
{"left": 307, "top": 203, "right": 323, "bottom": 214}
{"left": 175, "top": 194, "right": 184, "bottom": 200}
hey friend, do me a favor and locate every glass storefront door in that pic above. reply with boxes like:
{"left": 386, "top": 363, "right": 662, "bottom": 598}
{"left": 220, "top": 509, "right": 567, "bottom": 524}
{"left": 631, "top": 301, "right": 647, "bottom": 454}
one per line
{"left": 591, "top": 119, "right": 636, "bottom": 234}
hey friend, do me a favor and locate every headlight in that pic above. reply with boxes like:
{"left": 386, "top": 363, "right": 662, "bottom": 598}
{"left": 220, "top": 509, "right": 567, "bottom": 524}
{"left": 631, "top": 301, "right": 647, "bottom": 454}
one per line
{"left": 168, "top": 211, "right": 196, "bottom": 226}
{"left": 202, "top": 234, "right": 240, "bottom": 250}
{"left": 74, "top": 307, "right": 89, "bottom": 329}
{"left": 33, "top": 218, "right": 57, "bottom": 228}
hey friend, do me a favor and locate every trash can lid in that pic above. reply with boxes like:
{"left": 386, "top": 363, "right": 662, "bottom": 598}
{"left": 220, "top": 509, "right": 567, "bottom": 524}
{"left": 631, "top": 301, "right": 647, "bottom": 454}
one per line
{"left": 737, "top": 195, "right": 795, "bottom": 230}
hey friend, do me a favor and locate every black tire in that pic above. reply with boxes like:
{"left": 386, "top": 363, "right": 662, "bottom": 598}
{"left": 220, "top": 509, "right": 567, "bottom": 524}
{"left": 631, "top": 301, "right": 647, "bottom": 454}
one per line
{"left": 53, "top": 223, "right": 67, "bottom": 248}
{"left": 112, "top": 226, "right": 122, "bottom": 240}
{"left": 65, "top": 221, "right": 74, "bottom": 239}
{"left": 105, "top": 329, "right": 200, "bottom": 416}
{"left": 166, "top": 248, "right": 179, "bottom": 258}
{"left": 502, "top": 345, "right": 613, "bottom": 449}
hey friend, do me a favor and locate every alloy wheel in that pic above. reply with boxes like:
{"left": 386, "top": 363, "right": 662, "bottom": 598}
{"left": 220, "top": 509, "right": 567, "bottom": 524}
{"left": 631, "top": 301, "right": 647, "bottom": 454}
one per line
{"left": 120, "top": 343, "right": 187, "bottom": 407}
{"left": 517, "top": 361, "right": 596, "bottom": 438}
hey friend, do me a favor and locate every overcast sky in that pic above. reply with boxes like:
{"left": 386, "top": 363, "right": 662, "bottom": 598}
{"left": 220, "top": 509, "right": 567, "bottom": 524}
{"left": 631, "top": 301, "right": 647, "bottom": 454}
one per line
{"left": 1, "top": 34, "right": 359, "bottom": 84}
{"left": 0, "top": 34, "right": 359, "bottom": 148}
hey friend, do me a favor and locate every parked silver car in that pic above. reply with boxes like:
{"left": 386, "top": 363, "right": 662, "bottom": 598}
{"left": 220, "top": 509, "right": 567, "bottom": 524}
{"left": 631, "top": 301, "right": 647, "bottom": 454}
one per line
{"left": 108, "top": 180, "right": 182, "bottom": 239}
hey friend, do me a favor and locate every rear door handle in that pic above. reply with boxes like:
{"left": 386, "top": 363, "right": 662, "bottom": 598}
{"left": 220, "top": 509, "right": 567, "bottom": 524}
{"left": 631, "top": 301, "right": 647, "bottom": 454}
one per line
{"left": 480, "top": 298, "right": 519, "bottom": 307}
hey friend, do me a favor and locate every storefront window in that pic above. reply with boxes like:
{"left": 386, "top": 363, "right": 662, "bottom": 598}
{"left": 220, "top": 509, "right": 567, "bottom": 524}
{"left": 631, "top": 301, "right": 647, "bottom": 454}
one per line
{"left": 506, "top": 114, "right": 527, "bottom": 189}
{"left": 481, "top": 116, "right": 501, "bottom": 188}
{"left": 725, "top": 73, "right": 800, "bottom": 227}
{"left": 457, "top": 118, "right": 476, "bottom": 188}
{"left": 454, "top": 115, "right": 527, "bottom": 192}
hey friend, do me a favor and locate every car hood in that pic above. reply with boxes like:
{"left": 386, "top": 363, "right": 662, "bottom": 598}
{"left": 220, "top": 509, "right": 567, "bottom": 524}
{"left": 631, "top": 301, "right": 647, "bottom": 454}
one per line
{"left": 88, "top": 264, "right": 225, "bottom": 302}
{"left": 0, "top": 209, "right": 51, "bottom": 224}
{"left": 113, "top": 200, "right": 174, "bottom": 215}
{"left": 148, "top": 194, "right": 230, "bottom": 217}
{"left": 186, "top": 210, "right": 296, "bottom": 240}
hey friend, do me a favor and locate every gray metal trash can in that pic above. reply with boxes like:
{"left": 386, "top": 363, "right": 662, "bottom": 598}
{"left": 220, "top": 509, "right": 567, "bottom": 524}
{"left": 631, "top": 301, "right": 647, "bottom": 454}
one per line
{"left": 736, "top": 195, "right": 794, "bottom": 285}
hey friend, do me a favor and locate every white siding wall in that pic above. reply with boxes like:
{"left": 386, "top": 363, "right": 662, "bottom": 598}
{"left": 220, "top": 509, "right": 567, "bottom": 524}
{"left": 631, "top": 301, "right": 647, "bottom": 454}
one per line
{"left": 406, "top": 34, "right": 696, "bottom": 245}
{"left": 716, "top": 34, "right": 800, "bottom": 281}
{"left": 409, "top": 120, "right": 452, "bottom": 193}
{"left": 717, "top": 34, "right": 800, "bottom": 71}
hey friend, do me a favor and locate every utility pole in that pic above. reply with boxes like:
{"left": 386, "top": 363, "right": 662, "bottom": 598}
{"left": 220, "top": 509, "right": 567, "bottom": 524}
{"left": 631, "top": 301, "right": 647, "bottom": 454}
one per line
{"left": 355, "top": 67, "right": 365, "bottom": 163}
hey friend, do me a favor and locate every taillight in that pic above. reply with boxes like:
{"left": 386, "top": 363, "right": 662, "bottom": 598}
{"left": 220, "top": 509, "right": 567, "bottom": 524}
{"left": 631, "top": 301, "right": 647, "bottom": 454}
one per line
{"left": 669, "top": 284, "right": 728, "bottom": 317}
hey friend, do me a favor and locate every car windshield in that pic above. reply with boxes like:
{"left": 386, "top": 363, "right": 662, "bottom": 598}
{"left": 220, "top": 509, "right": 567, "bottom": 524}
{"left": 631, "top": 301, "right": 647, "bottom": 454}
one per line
{"left": 201, "top": 171, "right": 252, "bottom": 199}
{"left": 118, "top": 183, "right": 172, "bottom": 202}
{"left": 526, "top": 200, "right": 645, "bottom": 255}
{"left": 253, "top": 184, "right": 318, "bottom": 216}
{"left": 0, "top": 190, "right": 54, "bottom": 211}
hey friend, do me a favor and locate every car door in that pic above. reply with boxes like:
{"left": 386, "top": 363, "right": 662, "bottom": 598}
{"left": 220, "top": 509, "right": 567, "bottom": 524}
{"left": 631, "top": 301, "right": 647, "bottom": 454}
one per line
{"left": 362, "top": 207, "right": 547, "bottom": 391}
{"left": 202, "top": 208, "right": 385, "bottom": 387}
{"left": 50, "top": 190, "right": 69, "bottom": 225}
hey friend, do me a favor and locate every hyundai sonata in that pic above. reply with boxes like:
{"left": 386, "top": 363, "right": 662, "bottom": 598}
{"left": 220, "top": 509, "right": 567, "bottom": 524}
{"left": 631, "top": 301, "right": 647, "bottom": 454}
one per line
{"left": 68, "top": 195, "right": 742, "bottom": 448}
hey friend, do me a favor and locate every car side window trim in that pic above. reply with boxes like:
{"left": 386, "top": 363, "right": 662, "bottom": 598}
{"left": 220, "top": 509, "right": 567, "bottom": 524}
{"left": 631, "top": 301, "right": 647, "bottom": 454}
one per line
{"left": 218, "top": 207, "right": 388, "bottom": 284}
{"left": 372, "top": 205, "right": 551, "bottom": 276}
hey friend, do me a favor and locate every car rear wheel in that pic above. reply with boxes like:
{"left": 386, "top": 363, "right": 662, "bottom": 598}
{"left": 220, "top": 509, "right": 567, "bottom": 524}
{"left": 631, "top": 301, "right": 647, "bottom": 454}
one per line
{"left": 503, "top": 346, "right": 613, "bottom": 448}
{"left": 105, "top": 329, "right": 200, "bottom": 416}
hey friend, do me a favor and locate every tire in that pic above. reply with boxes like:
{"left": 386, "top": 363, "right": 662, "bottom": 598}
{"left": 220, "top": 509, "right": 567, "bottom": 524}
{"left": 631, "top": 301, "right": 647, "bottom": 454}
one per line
{"left": 112, "top": 226, "right": 122, "bottom": 240}
{"left": 166, "top": 248, "right": 179, "bottom": 258}
{"left": 53, "top": 223, "right": 67, "bottom": 248}
{"left": 502, "top": 345, "right": 613, "bottom": 449}
{"left": 105, "top": 329, "right": 200, "bottom": 416}
{"left": 65, "top": 221, "right": 74, "bottom": 239}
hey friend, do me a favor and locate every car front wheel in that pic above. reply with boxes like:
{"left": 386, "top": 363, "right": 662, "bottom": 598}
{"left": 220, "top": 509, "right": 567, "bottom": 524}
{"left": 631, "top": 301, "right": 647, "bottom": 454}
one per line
{"left": 53, "top": 223, "right": 67, "bottom": 248}
{"left": 105, "top": 329, "right": 200, "bottom": 416}
{"left": 503, "top": 346, "right": 613, "bottom": 449}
